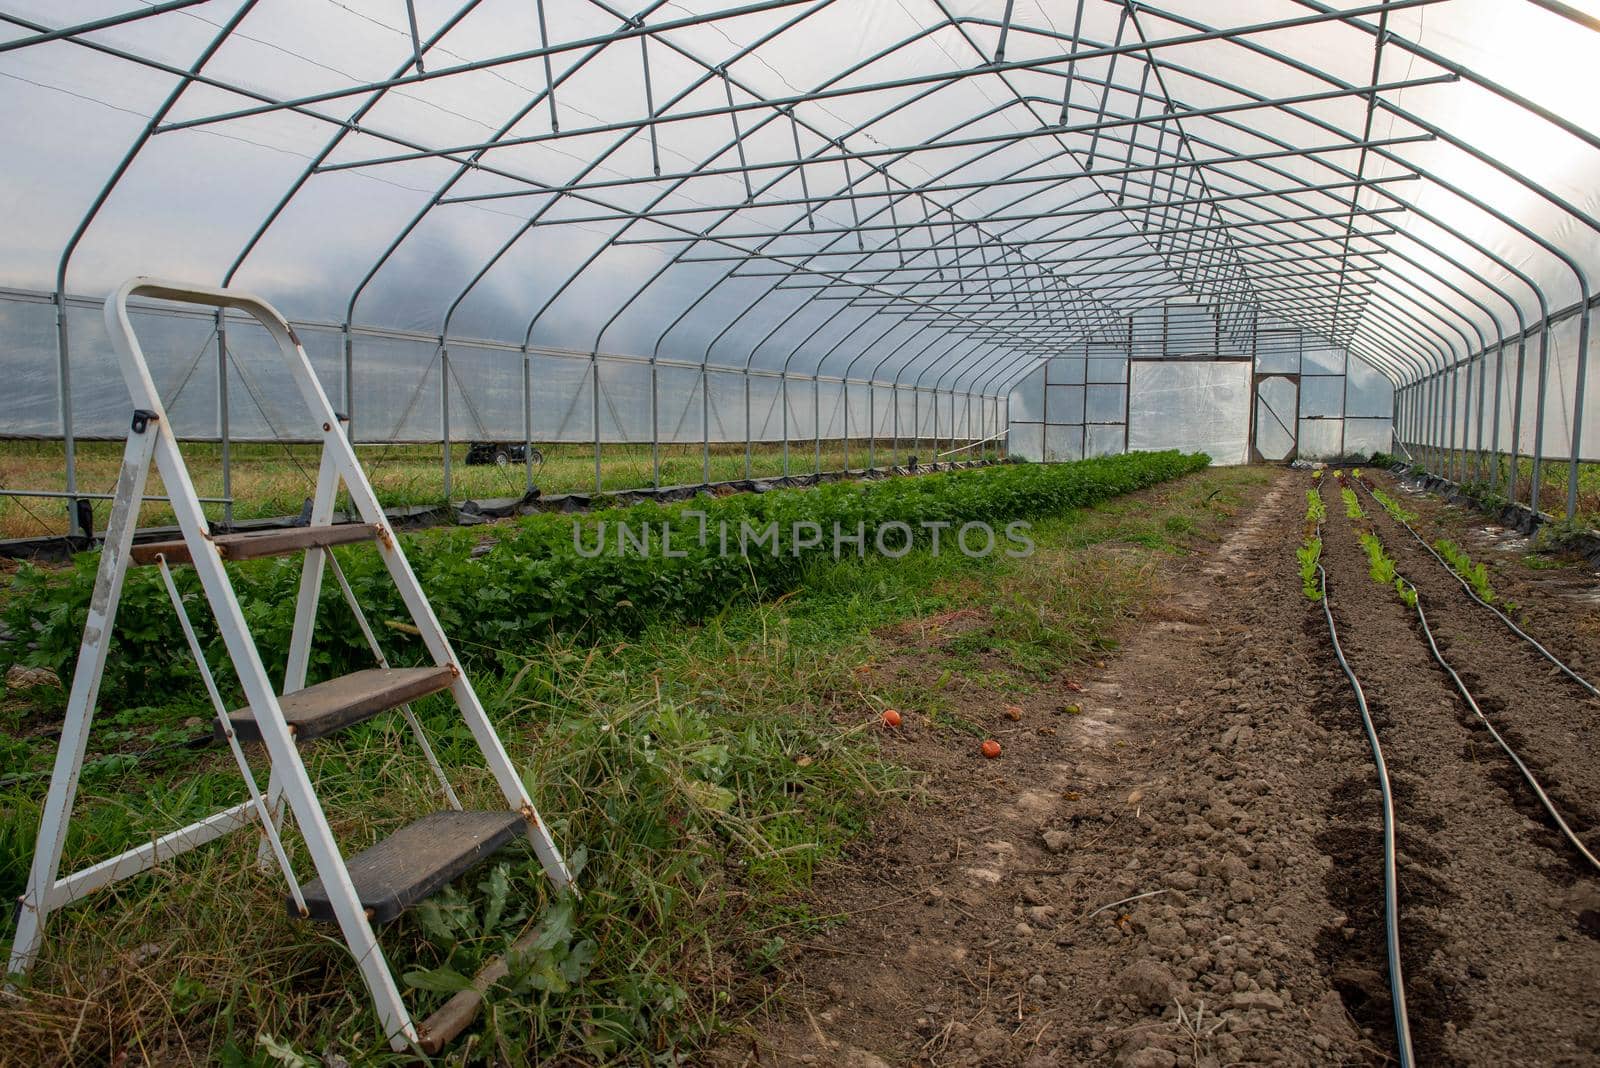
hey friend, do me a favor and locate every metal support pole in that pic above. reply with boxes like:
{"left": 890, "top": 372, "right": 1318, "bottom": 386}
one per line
{"left": 1489, "top": 344, "right": 1505, "bottom": 490}
{"left": 912, "top": 388, "right": 919, "bottom": 463}
{"left": 650, "top": 356, "right": 661, "bottom": 489}
{"left": 842, "top": 381, "right": 850, "bottom": 472}
{"left": 781, "top": 372, "right": 789, "bottom": 477}
{"left": 343, "top": 325, "right": 355, "bottom": 442}
{"left": 1471, "top": 350, "right": 1485, "bottom": 482}
{"left": 870, "top": 385, "right": 883, "bottom": 468}
{"left": 1449, "top": 361, "right": 1461, "bottom": 482}
{"left": 523, "top": 346, "right": 535, "bottom": 494}
{"left": 743, "top": 370, "right": 752, "bottom": 479}
{"left": 1567, "top": 304, "right": 1593, "bottom": 519}
{"left": 1509, "top": 337, "right": 1530, "bottom": 503}
{"left": 1004, "top": 394, "right": 1011, "bottom": 459}
{"left": 591, "top": 356, "right": 602, "bottom": 493}
{"left": 217, "top": 310, "right": 233, "bottom": 528}
{"left": 55, "top": 292, "right": 80, "bottom": 538}
{"left": 814, "top": 376, "right": 822, "bottom": 474}
{"left": 1436, "top": 372, "right": 1447, "bottom": 477}
{"left": 440, "top": 346, "right": 452, "bottom": 500}
{"left": 1532, "top": 323, "right": 1553, "bottom": 513}
{"left": 891, "top": 384, "right": 899, "bottom": 464}
{"left": 702, "top": 365, "right": 711, "bottom": 485}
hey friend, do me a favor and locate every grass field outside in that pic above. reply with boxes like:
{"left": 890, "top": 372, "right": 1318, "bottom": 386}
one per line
{"left": 0, "top": 438, "right": 1001, "bottom": 541}
{"left": 0, "top": 459, "right": 1257, "bottom": 1064}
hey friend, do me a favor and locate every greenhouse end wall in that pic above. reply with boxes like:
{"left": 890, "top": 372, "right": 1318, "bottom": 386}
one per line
{"left": 1007, "top": 307, "right": 1394, "bottom": 464}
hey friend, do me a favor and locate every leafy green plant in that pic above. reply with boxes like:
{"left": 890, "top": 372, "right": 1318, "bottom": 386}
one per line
{"left": 1305, "top": 488, "right": 1326, "bottom": 525}
{"left": 1297, "top": 539, "right": 1323, "bottom": 602}
{"left": 1361, "top": 532, "right": 1415, "bottom": 607}
{"left": 1341, "top": 486, "right": 1364, "bottom": 521}
{"left": 1369, "top": 486, "right": 1417, "bottom": 524}
{"left": 1434, "top": 537, "right": 1496, "bottom": 603}
{"left": 1361, "top": 532, "right": 1396, "bottom": 585}
{"left": 1298, "top": 487, "right": 1325, "bottom": 601}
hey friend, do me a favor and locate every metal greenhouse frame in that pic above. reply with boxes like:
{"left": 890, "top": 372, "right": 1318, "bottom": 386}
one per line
{"left": 1, "top": 0, "right": 1597, "bottom": 535}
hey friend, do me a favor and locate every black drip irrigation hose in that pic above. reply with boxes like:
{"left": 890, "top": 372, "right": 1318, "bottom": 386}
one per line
{"left": 1401, "top": 579, "right": 1600, "bottom": 873}
{"left": 1314, "top": 531, "right": 1416, "bottom": 1067}
{"left": 1354, "top": 477, "right": 1600, "bottom": 701}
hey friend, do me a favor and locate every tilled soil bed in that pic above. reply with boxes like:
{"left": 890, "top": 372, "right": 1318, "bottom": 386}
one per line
{"left": 1355, "top": 473, "right": 1600, "bottom": 864}
{"left": 1372, "top": 469, "right": 1600, "bottom": 674}
{"left": 717, "top": 468, "right": 1600, "bottom": 1067}
{"left": 1319, "top": 479, "right": 1600, "bottom": 1065}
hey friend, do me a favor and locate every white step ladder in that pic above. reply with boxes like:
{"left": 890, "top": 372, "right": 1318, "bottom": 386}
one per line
{"left": 7, "top": 279, "right": 575, "bottom": 1053}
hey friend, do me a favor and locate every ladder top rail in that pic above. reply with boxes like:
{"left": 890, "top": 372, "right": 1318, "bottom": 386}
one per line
{"left": 104, "top": 277, "right": 335, "bottom": 430}
{"left": 108, "top": 276, "right": 301, "bottom": 340}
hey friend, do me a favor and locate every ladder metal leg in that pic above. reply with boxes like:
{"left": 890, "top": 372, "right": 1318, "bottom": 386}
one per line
{"left": 259, "top": 442, "right": 343, "bottom": 864}
{"left": 8, "top": 416, "right": 159, "bottom": 977}
{"left": 323, "top": 419, "right": 575, "bottom": 891}
{"left": 144, "top": 427, "right": 420, "bottom": 1048}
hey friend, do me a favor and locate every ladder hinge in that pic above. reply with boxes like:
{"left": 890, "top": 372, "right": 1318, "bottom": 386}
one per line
{"left": 131, "top": 409, "right": 159, "bottom": 434}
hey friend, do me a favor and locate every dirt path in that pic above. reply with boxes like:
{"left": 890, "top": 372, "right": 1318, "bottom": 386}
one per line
{"left": 717, "top": 471, "right": 1375, "bottom": 1066}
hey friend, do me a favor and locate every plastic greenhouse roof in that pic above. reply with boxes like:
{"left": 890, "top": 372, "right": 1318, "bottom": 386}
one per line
{"left": 2, "top": 0, "right": 1598, "bottom": 398}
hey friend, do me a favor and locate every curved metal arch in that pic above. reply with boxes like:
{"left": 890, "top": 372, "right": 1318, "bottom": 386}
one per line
{"left": 483, "top": 2, "right": 1448, "bottom": 371}
{"left": 573, "top": 26, "right": 1123, "bottom": 370}
{"left": 22, "top": 0, "right": 1600, "bottom": 521}
{"left": 1136, "top": 0, "right": 1589, "bottom": 506}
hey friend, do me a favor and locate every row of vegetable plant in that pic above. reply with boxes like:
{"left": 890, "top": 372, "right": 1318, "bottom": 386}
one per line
{"left": 2, "top": 451, "right": 1210, "bottom": 706}
{"left": 1298, "top": 482, "right": 1325, "bottom": 602}
{"left": 1335, "top": 468, "right": 1415, "bottom": 608}
{"left": 1355, "top": 468, "right": 1514, "bottom": 612}
{"left": 1433, "top": 537, "right": 1501, "bottom": 605}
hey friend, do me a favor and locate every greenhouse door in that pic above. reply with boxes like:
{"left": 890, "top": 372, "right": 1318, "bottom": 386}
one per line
{"left": 1252, "top": 374, "right": 1298, "bottom": 462}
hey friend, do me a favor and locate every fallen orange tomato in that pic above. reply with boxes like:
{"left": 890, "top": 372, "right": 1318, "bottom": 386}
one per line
{"left": 882, "top": 709, "right": 902, "bottom": 728}
{"left": 981, "top": 739, "right": 1002, "bottom": 759}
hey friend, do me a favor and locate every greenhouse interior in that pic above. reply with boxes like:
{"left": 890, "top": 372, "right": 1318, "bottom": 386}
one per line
{"left": 1, "top": 1, "right": 1598, "bottom": 1064}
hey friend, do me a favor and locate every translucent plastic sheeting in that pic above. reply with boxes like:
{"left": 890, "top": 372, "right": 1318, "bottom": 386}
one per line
{"left": 1419, "top": 307, "right": 1600, "bottom": 462}
{"left": 3, "top": 0, "right": 1600, "bottom": 509}
{"left": 1127, "top": 361, "right": 1251, "bottom": 466}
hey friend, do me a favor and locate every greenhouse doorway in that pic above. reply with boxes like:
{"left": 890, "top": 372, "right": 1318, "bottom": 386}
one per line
{"left": 1252, "top": 374, "right": 1299, "bottom": 462}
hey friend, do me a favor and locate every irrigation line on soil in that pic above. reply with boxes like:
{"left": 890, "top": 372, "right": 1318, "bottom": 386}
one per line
{"left": 1355, "top": 477, "right": 1600, "bottom": 700}
{"left": 1316, "top": 551, "right": 1416, "bottom": 1068}
{"left": 1406, "top": 585, "right": 1600, "bottom": 874}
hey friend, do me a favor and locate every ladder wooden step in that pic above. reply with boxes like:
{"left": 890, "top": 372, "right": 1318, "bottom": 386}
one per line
{"left": 131, "top": 523, "right": 381, "bottom": 566}
{"left": 295, "top": 810, "right": 524, "bottom": 923}
{"left": 220, "top": 666, "right": 454, "bottom": 744}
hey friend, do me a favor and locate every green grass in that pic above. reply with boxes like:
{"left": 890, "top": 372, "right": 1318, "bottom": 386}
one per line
{"left": 0, "top": 461, "right": 1257, "bottom": 1064}
{"left": 0, "top": 438, "right": 1004, "bottom": 540}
